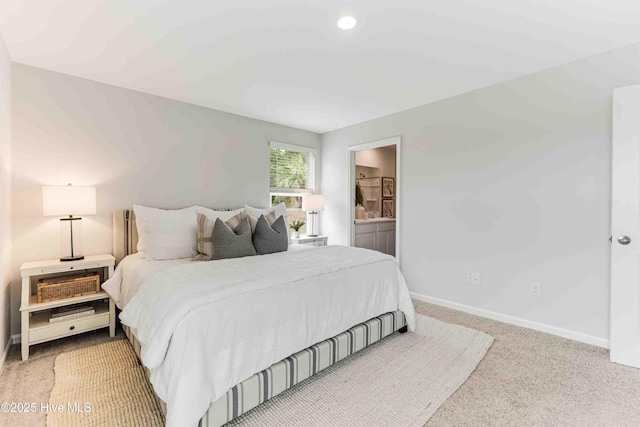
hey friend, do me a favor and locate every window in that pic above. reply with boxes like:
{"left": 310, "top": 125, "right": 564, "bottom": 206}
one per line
{"left": 269, "top": 141, "right": 317, "bottom": 234}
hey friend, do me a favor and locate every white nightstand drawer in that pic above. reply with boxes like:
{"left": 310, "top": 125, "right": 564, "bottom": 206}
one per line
{"left": 29, "top": 312, "right": 110, "bottom": 343}
{"left": 39, "top": 263, "right": 101, "bottom": 274}
{"left": 291, "top": 235, "right": 328, "bottom": 246}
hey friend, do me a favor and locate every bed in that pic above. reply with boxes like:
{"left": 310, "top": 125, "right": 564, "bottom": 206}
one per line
{"left": 104, "top": 209, "right": 415, "bottom": 427}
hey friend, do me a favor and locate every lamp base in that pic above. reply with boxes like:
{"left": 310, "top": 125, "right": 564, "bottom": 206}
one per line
{"left": 60, "top": 255, "right": 84, "bottom": 262}
{"left": 306, "top": 211, "right": 320, "bottom": 238}
{"left": 60, "top": 216, "right": 84, "bottom": 261}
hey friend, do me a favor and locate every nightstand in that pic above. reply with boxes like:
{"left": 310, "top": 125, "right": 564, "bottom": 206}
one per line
{"left": 20, "top": 254, "right": 116, "bottom": 360}
{"left": 291, "top": 235, "right": 328, "bottom": 246}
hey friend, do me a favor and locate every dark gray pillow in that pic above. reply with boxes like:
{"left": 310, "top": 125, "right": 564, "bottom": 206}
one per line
{"left": 252, "top": 215, "right": 289, "bottom": 255}
{"left": 212, "top": 217, "right": 257, "bottom": 260}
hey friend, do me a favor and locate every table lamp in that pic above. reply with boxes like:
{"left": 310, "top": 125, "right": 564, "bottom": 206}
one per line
{"left": 43, "top": 184, "right": 96, "bottom": 261}
{"left": 302, "top": 194, "right": 324, "bottom": 237}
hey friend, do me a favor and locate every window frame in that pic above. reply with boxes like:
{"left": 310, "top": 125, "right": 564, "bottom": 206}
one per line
{"left": 269, "top": 141, "right": 318, "bottom": 198}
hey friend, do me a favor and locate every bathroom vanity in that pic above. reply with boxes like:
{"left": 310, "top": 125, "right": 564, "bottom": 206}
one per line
{"left": 354, "top": 218, "right": 396, "bottom": 256}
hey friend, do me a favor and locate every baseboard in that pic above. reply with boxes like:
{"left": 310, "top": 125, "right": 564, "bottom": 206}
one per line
{"left": 12, "top": 333, "right": 21, "bottom": 344}
{"left": 0, "top": 336, "right": 11, "bottom": 375}
{"left": 411, "top": 292, "right": 610, "bottom": 349}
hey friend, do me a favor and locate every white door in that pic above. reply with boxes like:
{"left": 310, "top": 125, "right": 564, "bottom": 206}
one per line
{"left": 610, "top": 84, "right": 640, "bottom": 368}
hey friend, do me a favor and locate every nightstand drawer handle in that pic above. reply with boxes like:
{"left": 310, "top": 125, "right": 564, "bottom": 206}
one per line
{"left": 69, "top": 326, "right": 75, "bottom": 331}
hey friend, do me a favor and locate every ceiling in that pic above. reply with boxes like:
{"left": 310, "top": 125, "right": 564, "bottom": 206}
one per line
{"left": 1, "top": 0, "right": 639, "bottom": 133}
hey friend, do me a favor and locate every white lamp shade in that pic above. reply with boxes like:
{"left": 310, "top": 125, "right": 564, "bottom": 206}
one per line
{"left": 43, "top": 185, "right": 96, "bottom": 216}
{"left": 302, "top": 194, "right": 324, "bottom": 212}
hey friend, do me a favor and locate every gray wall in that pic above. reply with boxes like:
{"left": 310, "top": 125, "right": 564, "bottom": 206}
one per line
{"left": 0, "top": 33, "right": 11, "bottom": 357}
{"left": 321, "top": 43, "right": 640, "bottom": 343}
{"left": 10, "top": 64, "right": 320, "bottom": 336}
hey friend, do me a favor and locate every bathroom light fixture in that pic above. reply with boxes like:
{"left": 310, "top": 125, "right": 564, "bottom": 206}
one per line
{"left": 337, "top": 16, "right": 357, "bottom": 30}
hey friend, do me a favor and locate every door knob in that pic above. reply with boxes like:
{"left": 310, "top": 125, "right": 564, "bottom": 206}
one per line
{"left": 618, "top": 235, "right": 632, "bottom": 245}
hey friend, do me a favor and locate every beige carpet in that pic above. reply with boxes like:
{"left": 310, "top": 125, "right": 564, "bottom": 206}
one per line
{"left": 418, "top": 301, "right": 640, "bottom": 427}
{"left": 4, "top": 301, "right": 640, "bottom": 426}
{"left": 46, "top": 340, "right": 163, "bottom": 427}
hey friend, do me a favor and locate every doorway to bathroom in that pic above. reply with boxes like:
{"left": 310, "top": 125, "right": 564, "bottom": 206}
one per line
{"left": 347, "top": 136, "right": 401, "bottom": 263}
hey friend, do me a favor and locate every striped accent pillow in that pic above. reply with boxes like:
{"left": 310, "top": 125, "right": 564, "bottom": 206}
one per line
{"left": 195, "top": 211, "right": 245, "bottom": 261}
{"left": 247, "top": 210, "right": 277, "bottom": 233}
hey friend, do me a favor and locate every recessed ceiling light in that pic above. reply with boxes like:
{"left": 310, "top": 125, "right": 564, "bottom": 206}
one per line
{"left": 337, "top": 16, "right": 357, "bottom": 30}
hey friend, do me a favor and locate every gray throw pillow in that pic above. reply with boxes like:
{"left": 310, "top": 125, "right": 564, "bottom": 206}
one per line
{"left": 212, "top": 217, "right": 257, "bottom": 260}
{"left": 253, "top": 215, "right": 289, "bottom": 255}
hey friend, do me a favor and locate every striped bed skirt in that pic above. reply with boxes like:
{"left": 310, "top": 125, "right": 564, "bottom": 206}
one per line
{"left": 123, "top": 310, "right": 407, "bottom": 427}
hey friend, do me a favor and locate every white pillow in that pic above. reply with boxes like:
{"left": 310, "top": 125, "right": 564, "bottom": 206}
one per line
{"left": 146, "top": 230, "right": 198, "bottom": 260}
{"left": 133, "top": 205, "right": 198, "bottom": 259}
{"left": 244, "top": 203, "right": 291, "bottom": 244}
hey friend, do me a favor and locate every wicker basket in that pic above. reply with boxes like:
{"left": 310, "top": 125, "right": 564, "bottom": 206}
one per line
{"left": 37, "top": 274, "right": 101, "bottom": 303}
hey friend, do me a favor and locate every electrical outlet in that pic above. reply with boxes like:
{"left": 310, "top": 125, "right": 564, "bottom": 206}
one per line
{"left": 471, "top": 273, "right": 481, "bottom": 286}
{"left": 463, "top": 272, "right": 471, "bottom": 284}
{"left": 529, "top": 282, "right": 542, "bottom": 297}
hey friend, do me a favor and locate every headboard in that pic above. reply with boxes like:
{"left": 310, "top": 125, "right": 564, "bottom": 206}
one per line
{"left": 113, "top": 210, "right": 138, "bottom": 265}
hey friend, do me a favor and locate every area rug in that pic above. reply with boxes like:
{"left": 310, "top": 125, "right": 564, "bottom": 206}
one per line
{"left": 47, "top": 339, "right": 163, "bottom": 427}
{"left": 47, "top": 315, "right": 492, "bottom": 426}
{"left": 230, "top": 314, "right": 493, "bottom": 426}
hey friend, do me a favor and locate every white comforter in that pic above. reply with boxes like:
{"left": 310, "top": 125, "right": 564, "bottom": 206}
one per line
{"left": 117, "top": 245, "right": 415, "bottom": 427}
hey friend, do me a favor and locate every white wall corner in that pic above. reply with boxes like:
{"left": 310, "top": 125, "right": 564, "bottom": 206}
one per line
{"left": 411, "top": 292, "right": 610, "bottom": 349}
{"left": 0, "top": 335, "right": 12, "bottom": 375}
